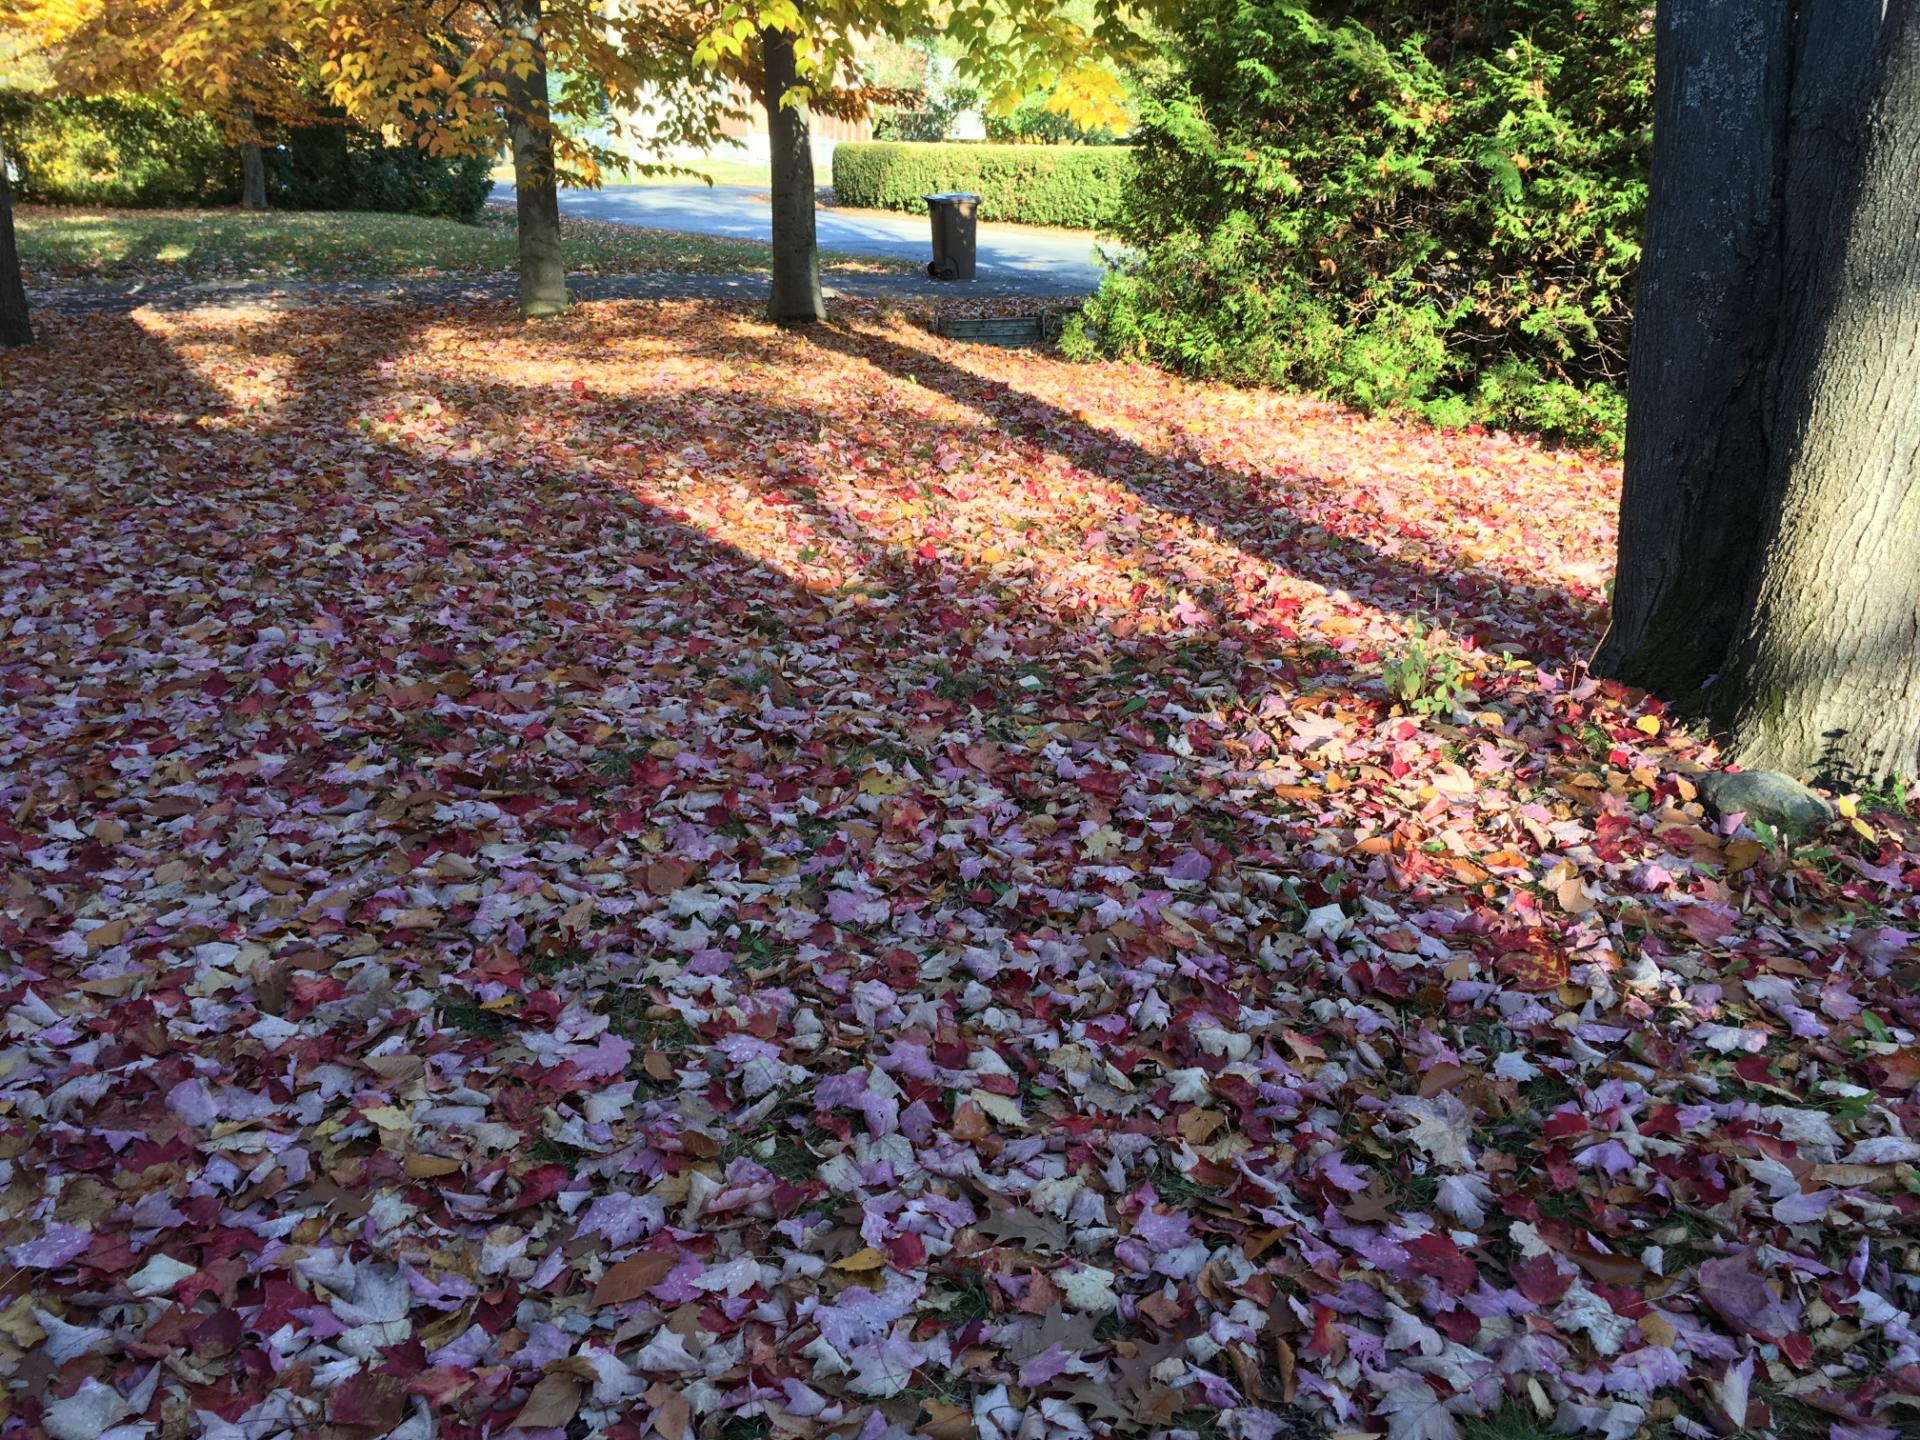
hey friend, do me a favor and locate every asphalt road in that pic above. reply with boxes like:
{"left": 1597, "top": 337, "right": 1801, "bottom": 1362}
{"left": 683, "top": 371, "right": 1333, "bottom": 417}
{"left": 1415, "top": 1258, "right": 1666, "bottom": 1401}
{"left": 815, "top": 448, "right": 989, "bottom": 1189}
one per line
{"left": 498, "top": 183, "right": 1109, "bottom": 295}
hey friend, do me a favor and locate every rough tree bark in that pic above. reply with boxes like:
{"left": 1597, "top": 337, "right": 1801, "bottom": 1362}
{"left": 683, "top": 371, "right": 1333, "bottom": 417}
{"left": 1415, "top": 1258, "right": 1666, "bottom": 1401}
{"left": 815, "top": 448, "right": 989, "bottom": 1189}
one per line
{"left": 0, "top": 135, "right": 31, "bottom": 348}
{"left": 239, "top": 109, "right": 269, "bottom": 211}
{"left": 1591, "top": 0, "right": 1790, "bottom": 694}
{"left": 1721, "top": 0, "right": 1920, "bottom": 784}
{"left": 1596, "top": 0, "right": 1919, "bottom": 786}
{"left": 504, "top": 0, "right": 568, "bottom": 319}
{"left": 761, "top": 25, "right": 826, "bottom": 326}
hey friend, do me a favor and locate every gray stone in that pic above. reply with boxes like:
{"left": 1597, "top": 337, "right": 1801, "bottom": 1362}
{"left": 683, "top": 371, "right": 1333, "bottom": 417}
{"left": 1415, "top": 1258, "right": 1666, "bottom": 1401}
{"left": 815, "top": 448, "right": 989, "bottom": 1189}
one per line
{"left": 1697, "top": 769, "right": 1835, "bottom": 833}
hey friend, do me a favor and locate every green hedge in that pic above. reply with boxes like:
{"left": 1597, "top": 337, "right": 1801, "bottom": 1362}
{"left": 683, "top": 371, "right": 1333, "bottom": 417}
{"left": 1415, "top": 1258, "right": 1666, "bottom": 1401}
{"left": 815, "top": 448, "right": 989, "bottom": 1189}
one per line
{"left": 832, "top": 142, "right": 1131, "bottom": 230}
{"left": 1066, "top": 0, "right": 1651, "bottom": 450}
{"left": 0, "top": 95, "right": 238, "bottom": 207}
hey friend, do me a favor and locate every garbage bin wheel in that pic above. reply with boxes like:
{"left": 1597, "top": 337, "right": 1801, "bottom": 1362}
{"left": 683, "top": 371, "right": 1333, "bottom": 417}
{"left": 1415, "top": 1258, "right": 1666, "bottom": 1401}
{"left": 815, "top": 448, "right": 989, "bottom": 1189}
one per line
{"left": 936, "top": 259, "right": 958, "bottom": 281}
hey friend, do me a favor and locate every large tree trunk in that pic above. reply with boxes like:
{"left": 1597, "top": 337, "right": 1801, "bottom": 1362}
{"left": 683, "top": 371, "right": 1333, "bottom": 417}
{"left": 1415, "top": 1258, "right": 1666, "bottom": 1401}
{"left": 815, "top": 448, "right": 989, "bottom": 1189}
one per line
{"left": 761, "top": 25, "right": 826, "bottom": 326}
{"left": 239, "top": 109, "right": 269, "bottom": 211}
{"left": 0, "top": 135, "right": 31, "bottom": 348}
{"left": 504, "top": 0, "right": 568, "bottom": 319}
{"left": 1720, "top": 0, "right": 1920, "bottom": 785}
{"left": 1595, "top": 0, "right": 1917, "bottom": 785}
{"left": 1589, "top": 0, "right": 1791, "bottom": 695}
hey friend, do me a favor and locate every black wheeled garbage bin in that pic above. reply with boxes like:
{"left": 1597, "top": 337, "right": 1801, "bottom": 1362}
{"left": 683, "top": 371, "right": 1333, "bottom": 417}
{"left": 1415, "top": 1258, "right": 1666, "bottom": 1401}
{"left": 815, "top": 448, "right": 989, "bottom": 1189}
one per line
{"left": 923, "top": 192, "right": 981, "bottom": 280}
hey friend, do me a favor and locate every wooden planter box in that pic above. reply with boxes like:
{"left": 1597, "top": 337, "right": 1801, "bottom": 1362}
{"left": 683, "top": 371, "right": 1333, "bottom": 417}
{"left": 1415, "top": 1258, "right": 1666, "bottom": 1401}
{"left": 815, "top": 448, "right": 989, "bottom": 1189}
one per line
{"left": 932, "top": 312, "right": 1075, "bottom": 349}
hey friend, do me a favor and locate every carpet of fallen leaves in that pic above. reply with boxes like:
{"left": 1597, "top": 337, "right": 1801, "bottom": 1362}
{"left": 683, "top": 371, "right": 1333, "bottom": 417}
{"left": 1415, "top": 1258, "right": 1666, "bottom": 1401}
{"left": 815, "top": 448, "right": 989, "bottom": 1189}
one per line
{"left": 2, "top": 300, "right": 1918, "bottom": 1440}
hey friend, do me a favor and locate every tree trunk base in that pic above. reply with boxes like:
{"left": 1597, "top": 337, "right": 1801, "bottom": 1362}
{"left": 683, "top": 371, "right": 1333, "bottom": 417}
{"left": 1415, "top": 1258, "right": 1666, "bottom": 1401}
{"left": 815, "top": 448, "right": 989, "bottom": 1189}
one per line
{"left": 505, "top": 0, "right": 568, "bottom": 320}
{"left": 239, "top": 129, "right": 269, "bottom": 211}
{"left": 762, "top": 26, "right": 826, "bottom": 328}
{"left": 0, "top": 136, "right": 32, "bottom": 348}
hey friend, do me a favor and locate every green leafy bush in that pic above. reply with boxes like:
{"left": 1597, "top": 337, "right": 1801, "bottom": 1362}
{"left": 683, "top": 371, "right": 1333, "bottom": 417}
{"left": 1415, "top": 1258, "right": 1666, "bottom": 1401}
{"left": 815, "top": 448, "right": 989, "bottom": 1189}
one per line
{"left": 267, "top": 123, "right": 493, "bottom": 222}
{"left": 0, "top": 95, "right": 238, "bottom": 207}
{"left": 832, "top": 142, "right": 1132, "bottom": 230}
{"left": 0, "top": 95, "right": 490, "bottom": 221}
{"left": 1073, "top": 0, "right": 1651, "bottom": 449}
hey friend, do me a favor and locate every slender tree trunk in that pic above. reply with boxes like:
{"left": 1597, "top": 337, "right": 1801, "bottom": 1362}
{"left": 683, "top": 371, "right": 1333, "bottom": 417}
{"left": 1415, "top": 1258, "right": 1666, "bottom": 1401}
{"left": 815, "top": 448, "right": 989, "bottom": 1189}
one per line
{"left": 762, "top": 25, "right": 825, "bottom": 326}
{"left": 504, "top": 0, "right": 568, "bottom": 318}
{"left": 0, "top": 135, "right": 31, "bottom": 348}
{"left": 1590, "top": 0, "right": 1791, "bottom": 695}
{"left": 239, "top": 108, "right": 269, "bottom": 211}
{"left": 1721, "top": 0, "right": 1920, "bottom": 786}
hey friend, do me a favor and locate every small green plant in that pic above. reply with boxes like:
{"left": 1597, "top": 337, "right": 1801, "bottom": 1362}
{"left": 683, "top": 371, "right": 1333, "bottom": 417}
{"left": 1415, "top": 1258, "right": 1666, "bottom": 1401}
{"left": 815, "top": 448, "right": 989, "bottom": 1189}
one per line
{"left": 1382, "top": 625, "right": 1473, "bottom": 715}
{"left": 1857, "top": 772, "right": 1914, "bottom": 816}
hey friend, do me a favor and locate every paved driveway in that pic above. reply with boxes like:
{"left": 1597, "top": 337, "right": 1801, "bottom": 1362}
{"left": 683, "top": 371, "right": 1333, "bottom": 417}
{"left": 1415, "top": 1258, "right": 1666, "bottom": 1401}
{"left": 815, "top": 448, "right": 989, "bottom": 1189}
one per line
{"left": 498, "top": 183, "right": 1109, "bottom": 295}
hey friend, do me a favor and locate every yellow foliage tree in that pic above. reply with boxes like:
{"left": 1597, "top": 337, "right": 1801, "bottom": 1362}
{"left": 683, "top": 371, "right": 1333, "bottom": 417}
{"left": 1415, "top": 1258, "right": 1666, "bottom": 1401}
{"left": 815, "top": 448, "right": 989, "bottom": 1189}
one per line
{"left": 693, "top": 0, "right": 1172, "bottom": 323}
{"left": 319, "top": 0, "right": 729, "bottom": 315}
{"left": 1, "top": 0, "right": 730, "bottom": 319}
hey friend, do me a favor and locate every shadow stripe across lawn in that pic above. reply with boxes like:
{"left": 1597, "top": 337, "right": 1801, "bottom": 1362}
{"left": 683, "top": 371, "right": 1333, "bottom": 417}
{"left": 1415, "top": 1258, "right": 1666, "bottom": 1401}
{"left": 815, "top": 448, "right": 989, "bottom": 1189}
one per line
{"left": 12, "top": 204, "right": 921, "bottom": 284}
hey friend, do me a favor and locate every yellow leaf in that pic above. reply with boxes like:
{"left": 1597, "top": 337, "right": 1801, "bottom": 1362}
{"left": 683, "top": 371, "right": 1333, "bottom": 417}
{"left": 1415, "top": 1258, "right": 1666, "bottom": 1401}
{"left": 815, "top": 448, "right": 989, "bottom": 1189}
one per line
{"left": 835, "top": 1247, "right": 887, "bottom": 1272}
{"left": 968, "top": 1088, "right": 1028, "bottom": 1130}
{"left": 1635, "top": 715, "right": 1661, "bottom": 735}
{"left": 0, "top": 1298, "right": 45, "bottom": 1348}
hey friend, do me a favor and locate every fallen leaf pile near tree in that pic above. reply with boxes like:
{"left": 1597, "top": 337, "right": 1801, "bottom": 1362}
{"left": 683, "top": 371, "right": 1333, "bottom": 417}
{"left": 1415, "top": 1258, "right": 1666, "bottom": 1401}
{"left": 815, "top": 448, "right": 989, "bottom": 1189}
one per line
{"left": 1, "top": 301, "right": 1916, "bottom": 1440}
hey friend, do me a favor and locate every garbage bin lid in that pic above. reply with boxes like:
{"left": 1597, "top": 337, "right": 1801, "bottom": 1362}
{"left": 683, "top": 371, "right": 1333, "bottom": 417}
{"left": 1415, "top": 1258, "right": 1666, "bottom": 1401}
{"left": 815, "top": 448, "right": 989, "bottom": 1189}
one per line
{"left": 923, "top": 192, "right": 983, "bottom": 203}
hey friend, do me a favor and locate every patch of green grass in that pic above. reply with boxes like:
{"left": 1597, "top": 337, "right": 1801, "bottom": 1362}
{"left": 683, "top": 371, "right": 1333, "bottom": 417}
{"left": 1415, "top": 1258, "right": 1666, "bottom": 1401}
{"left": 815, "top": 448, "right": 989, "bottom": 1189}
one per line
{"left": 937, "top": 1269, "right": 996, "bottom": 1323}
{"left": 1385, "top": 1167, "right": 1441, "bottom": 1209}
{"left": 844, "top": 738, "right": 924, "bottom": 774}
{"left": 932, "top": 668, "right": 998, "bottom": 705}
{"left": 745, "top": 1134, "right": 819, "bottom": 1184}
{"left": 1522, "top": 1073, "right": 1579, "bottom": 1112}
{"left": 732, "top": 929, "right": 794, "bottom": 970}
{"left": 1171, "top": 1410, "right": 1230, "bottom": 1440}
{"left": 607, "top": 998, "right": 698, "bottom": 1053}
{"left": 527, "top": 945, "right": 589, "bottom": 978}
{"left": 530, "top": 1134, "right": 588, "bottom": 1167}
{"left": 1635, "top": 1206, "right": 1719, "bottom": 1267}
{"left": 1533, "top": 1190, "right": 1587, "bottom": 1222}
{"left": 1460, "top": 1404, "right": 1558, "bottom": 1440}
{"left": 1195, "top": 808, "right": 1243, "bottom": 844}
{"left": 794, "top": 814, "right": 841, "bottom": 848}
{"left": 594, "top": 746, "right": 653, "bottom": 779}
{"left": 1147, "top": 1161, "right": 1223, "bottom": 1206}
{"left": 439, "top": 999, "right": 510, "bottom": 1039}
{"left": 14, "top": 204, "right": 919, "bottom": 284}
{"left": 713, "top": 1413, "right": 772, "bottom": 1440}
{"left": 901, "top": 1369, "right": 977, "bottom": 1413}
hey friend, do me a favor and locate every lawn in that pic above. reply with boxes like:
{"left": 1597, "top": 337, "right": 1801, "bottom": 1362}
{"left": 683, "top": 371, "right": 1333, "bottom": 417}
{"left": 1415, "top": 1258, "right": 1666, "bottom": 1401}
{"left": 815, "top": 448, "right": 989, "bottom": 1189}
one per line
{"left": 11, "top": 204, "right": 917, "bottom": 283}
{"left": 2, "top": 299, "right": 1916, "bottom": 1440}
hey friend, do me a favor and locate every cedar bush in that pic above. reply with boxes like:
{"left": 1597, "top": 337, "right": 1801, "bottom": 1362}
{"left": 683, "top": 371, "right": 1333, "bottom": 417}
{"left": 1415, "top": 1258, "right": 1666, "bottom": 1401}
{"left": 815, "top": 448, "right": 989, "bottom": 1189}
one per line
{"left": 267, "top": 122, "right": 493, "bottom": 222}
{"left": 831, "top": 141, "right": 1132, "bottom": 230}
{"left": 1064, "top": 0, "right": 1652, "bottom": 449}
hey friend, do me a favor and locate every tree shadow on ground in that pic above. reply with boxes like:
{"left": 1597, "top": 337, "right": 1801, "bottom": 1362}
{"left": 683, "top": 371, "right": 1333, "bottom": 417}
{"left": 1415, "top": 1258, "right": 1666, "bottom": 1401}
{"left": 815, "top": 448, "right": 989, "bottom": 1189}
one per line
{"left": 800, "top": 314, "right": 1606, "bottom": 663}
{"left": 0, "top": 294, "right": 1641, "bottom": 1437}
